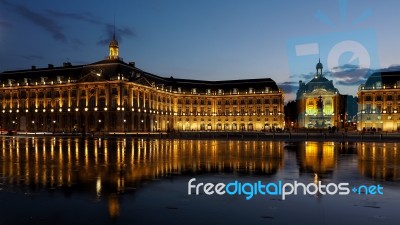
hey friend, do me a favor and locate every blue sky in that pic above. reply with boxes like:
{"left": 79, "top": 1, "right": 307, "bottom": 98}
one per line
{"left": 1, "top": 0, "right": 400, "bottom": 100}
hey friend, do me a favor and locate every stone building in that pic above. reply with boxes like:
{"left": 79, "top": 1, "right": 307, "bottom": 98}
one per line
{"left": 296, "top": 60, "right": 342, "bottom": 128}
{"left": 0, "top": 37, "right": 284, "bottom": 132}
{"left": 358, "top": 71, "right": 400, "bottom": 132}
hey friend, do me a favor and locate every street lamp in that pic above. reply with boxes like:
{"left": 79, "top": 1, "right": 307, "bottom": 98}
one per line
{"left": 141, "top": 119, "right": 144, "bottom": 131}
{"left": 167, "top": 120, "right": 170, "bottom": 132}
{"left": 53, "top": 120, "right": 56, "bottom": 133}
{"left": 123, "top": 119, "right": 126, "bottom": 133}
{"left": 98, "top": 119, "right": 102, "bottom": 133}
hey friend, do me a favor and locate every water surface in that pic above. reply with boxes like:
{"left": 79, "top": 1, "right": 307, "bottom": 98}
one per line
{"left": 0, "top": 138, "right": 399, "bottom": 225}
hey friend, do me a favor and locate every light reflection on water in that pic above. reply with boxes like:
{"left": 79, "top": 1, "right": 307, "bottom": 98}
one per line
{"left": 0, "top": 137, "right": 399, "bottom": 225}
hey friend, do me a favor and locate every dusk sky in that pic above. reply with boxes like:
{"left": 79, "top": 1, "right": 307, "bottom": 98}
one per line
{"left": 1, "top": 0, "right": 400, "bottom": 100}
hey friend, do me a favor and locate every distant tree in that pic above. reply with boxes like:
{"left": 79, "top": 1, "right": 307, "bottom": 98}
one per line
{"left": 284, "top": 100, "right": 298, "bottom": 127}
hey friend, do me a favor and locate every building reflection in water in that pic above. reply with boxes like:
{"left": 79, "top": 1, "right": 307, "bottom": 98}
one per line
{"left": 0, "top": 137, "right": 283, "bottom": 218}
{"left": 358, "top": 142, "right": 400, "bottom": 181}
{"left": 297, "top": 141, "right": 337, "bottom": 177}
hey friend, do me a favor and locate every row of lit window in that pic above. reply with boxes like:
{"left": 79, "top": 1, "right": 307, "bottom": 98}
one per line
{"left": 1, "top": 107, "right": 173, "bottom": 115}
{"left": 359, "top": 109, "right": 399, "bottom": 114}
{"left": 178, "top": 87, "right": 278, "bottom": 95}
{"left": 175, "top": 112, "right": 282, "bottom": 116}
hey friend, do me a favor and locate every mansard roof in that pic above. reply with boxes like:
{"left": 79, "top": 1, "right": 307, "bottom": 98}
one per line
{"left": 0, "top": 58, "right": 281, "bottom": 94}
{"left": 297, "top": 75, "right": 339, "bottom": 98}
{"left": 363, "top": 71, "right": 400, "bottom": 89}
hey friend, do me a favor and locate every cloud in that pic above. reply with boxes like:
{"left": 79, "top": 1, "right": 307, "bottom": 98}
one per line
{"left": 46, "top": 10, "right": 136, "bottom": 45}
{"left": 97, "top": 24, "right": 135, "bottom": 46}
{"left": 71, "top": 38, "right": 84, "bottom": 47}
{"left": 290, "top": 72, "right": 314, "bottom": 81}
{"left": 379, "top": 64, "right": 400, "bottom": 72}
{"left": 46, "top": 10, "right": 100, "bottom": 24}
{"left": 46, "top": 9, "right": 136, "bottom": 46}
{"left": 0, "top": 20, "right": 12, "bottom": 28}
{"left": 1, "top": 1, "right": 136, "bottom": 47}
{"left": 329, "top": 64, "right": 373, "bottom": 86}
{"left": 278, "top": 81, "right": 299, "bottom": 94}
{"left": 2, "top": 1, "right": 66, "bottom": 41}
{"left": 331, "top": 64, "right": 360, "bottom": 71}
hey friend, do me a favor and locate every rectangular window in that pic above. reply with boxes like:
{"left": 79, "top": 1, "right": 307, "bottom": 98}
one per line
{"left": 257, "top": 106, "right": 261, "bottom": 115}
{"left": 225, "top": 108, "right": 230, "bottom": 115}
{"left": 376, "top": 104, "right": 381, "bottom": 113}
{"left": 387, "top": 104, "right": 393, "bottom": 113}
{"left": 366, "top": 104, "right": 371, "bottom": 113}
{"left": 240, "top": 107, "right": 245, "bottom": 115}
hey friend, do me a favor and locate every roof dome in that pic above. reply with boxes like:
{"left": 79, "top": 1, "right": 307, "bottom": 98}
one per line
{"left": 316, "top": 59, "right": 323, "bottom": 70}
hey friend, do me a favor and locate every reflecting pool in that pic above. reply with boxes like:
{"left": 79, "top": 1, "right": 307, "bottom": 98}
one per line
{"left": 0, "top": 138, "right": 399, "bottom": 225}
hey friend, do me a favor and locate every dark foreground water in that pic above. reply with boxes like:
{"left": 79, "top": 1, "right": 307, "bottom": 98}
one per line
{"left": 0, "top": 137, "right": 399, "bottom": 225}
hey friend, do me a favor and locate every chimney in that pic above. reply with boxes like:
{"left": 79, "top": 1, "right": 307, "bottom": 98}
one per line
{"left": 129, "top": 62, "right": 135, "bottom": 67}
{"left": 63, "top": 62, "right": 72, "bottom": 67}
{"left": 31, "top": 66, "right": 36, "bottom": 70}
{"left": 48, "top": 64, "right": 54, "bottom": 68}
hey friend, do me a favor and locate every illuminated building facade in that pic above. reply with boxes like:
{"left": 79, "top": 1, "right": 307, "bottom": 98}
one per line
{"left": 358, "top": 71, "right": 400, "bottom": 131}
{"left": 296, "top": 60, "right": 343, "bottom": 128}
{"left": 0, "top": 37, "right": 284, "bottom": 132}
